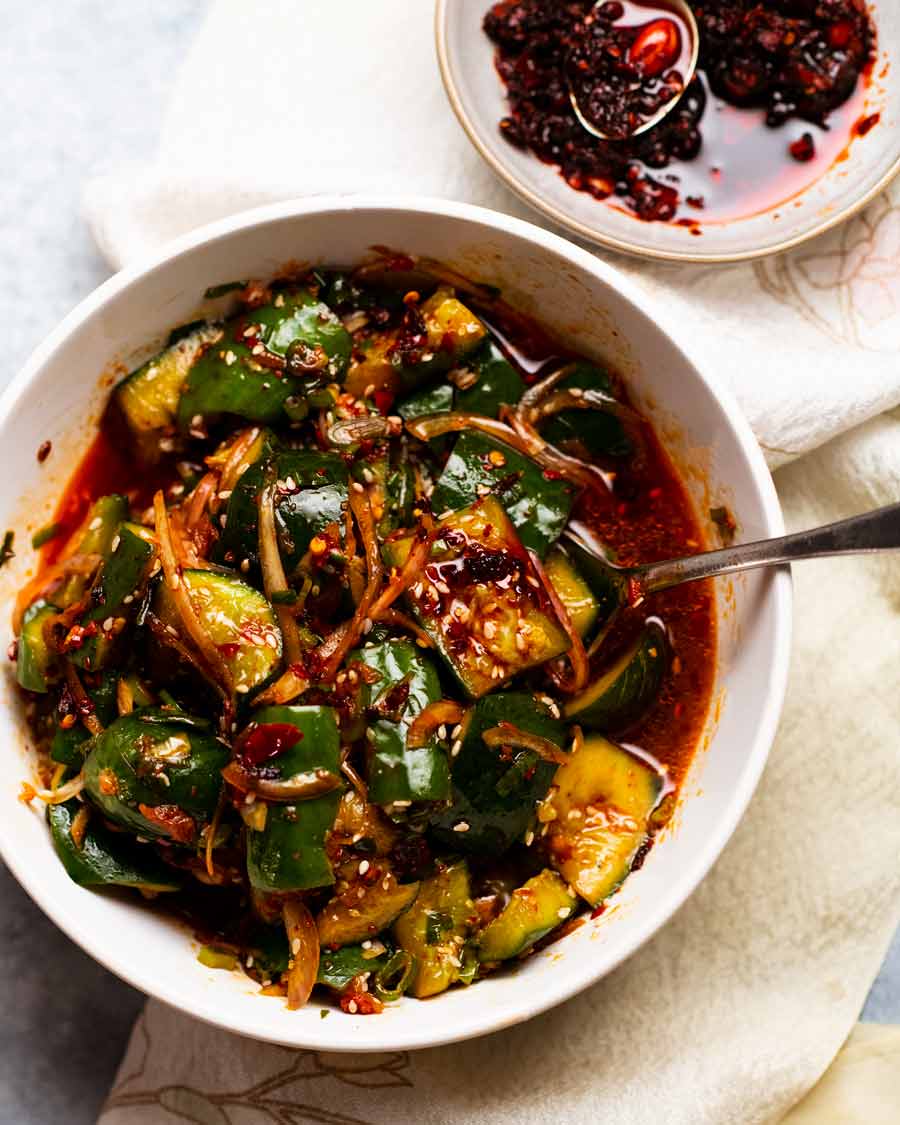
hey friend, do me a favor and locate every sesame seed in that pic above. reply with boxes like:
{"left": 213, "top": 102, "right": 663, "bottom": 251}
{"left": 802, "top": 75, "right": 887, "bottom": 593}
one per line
{"left": 347, "top": 1000, "right": 358, "bottom": 1014}
{"left": 122, "top": 594, "right": 134, "bottom": 605}
{"left": 438, "top": 509, "right": 454, "bottom": 520}
{"left": 557, "top": 906, "right": 571, "bottom": 918}
{"left": 437, "top": 724, "right": 447, "bottom": 741}
{"left": 351, "top": 481, "right": 365, "bottom": 493}
{"left": 453, "top": 821, "right": 470, "bottom": 833}
{"left": 291, "top": 937, "right": 301, "bottom": 955}
{"left": 102, "top": 617, "right": 114, "bottom": 632}
{"left": 240, "top": 558, "right": 251, "bottom": 573}
{"left": 218, "top": 490, "right": 232, "bottom": 501}
{"left": 362, "top": 468, "right": 375, "bottom": 484}
{"left": 524, "top": 830, "right": 535, "bottom": 846}
{"left": 451, "top": 723, "right": 462, "bottom": 739}
{"left": 246, "top": 955, "right": 254, "bottom": 968}
{"left": 451, "top": 739, "right": 462, "bottom": 758}
{"left": 236, "top": 684, "right": 250, "bottom": 694}
{"left": 483, "top": 620, "right": 497, "bottom": 640}
{"left": 358, "top": 859, "right": 370, "bottom": 876}
{"left": 225, "top": 350, "right": 236, "bottom": 365}
{"left": 88, "top": 517, "right": 102, "bottom": 532}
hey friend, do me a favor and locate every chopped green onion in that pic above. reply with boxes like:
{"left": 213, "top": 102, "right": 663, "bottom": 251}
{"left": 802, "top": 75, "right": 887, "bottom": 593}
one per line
{"left": 31, "top": 523, "right": 61, "bottom": 550}
{"left": 372, "top": 950, "right": 414, "bottom": 1002}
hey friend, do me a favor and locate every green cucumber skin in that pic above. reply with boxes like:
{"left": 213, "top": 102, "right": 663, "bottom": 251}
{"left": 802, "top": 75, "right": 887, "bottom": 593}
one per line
{"left": 16, "top": 601, "right": 58, "bottom": 693}
{"left": 47, "top": 799, "right": 182, "bottom": 892}
{"left": 216, "top": 447, "right": 348, "bottom": 573}
{"left": 352, "top": 639, "right": 451, "bottom": 803}
{"left": 82, "top": 709, "right": 229, "bottom": 840}
{"left": 70, "top": 526, "right": 154, "bottom": 671}
{"left": 244, "top": 705, "right": 343, "bottom": 893}
{"left": 429, "top": 692, "right": 566, "bottom": 855}
{"left": 568, "top": 623, "right": 668, "bottom": 733}
{"left": 51, "top": 671, "right": 119, "bottom": 766}
{"left": 540, "top": 362, "right": 632, "bottom": 459}
{"left": 477, "top": 870, "right": 576, "bottom": 962}
{"left": 430, "top": 431, "right": 577, "bottom": 557}
{"left": 176, "top": 290, "right": 351, "bottom": 428}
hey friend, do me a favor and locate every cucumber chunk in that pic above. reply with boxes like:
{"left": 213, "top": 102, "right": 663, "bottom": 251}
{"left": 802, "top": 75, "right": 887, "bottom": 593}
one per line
{"left": 154, "top": 569, "right": 282, "bottom": 694}
{"left": 430, "top": 431, "right": 577, "bottom": 557}
{"left": 393, "top": 859, "right": 473, "bottom": 998}
{"left": 316, "top": 873, "right": 419, "bottom": 948}
{"left": 477, "top": 869, "right": 576, "bottom": 961}
{"left": 544, "top": 546, "right": 599, "bottom": 639}
{"left": 352, "top": 639, "right": 451, "bottom": 804}
{"left": 383, "top": 496, "right": 569, "bottom": 698}
{"left": 115, "top": 325, "right": 220, "bottom": 462}
{"left": 51, "top": 670, "right": 119, "bottom": 766}
{"left": 345, "top": 288, "right": 487, "bottom": 396}
{"left": 216, "top": 448, "right": 348, "bottom": 574}
{"left": 429, "top": 691, "right": 566, "bottom": 854}
{"left": 565, "top": 622, "right": 668, "bottom": 732}
{"left": 397, "top": 339, "right": 525, "bottom": 422}
{"left": 177, "top": 289, "right": 350, "bottom": 429}
{"left": 70, "top": 524, "right": 155, "bottom": 671}
{"left": 546, "top": 736, "right": 662, "bottom": 906}
{"left": 82, "top": 709, "right": 229, "bottom": 842}
{"left": 244, "top": 705, "right": 342, "bottom": 893}
{"left": 540, "top": 362, "right": 632, "bottom": 459}
{"left": 48, "top": 799, "right": 182, "bottom": 893}
{"left": 16, "top": 601, "right": 58, "bottom": 692}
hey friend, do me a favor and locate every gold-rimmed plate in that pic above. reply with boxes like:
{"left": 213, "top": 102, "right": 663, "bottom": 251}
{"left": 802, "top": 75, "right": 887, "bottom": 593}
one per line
{"left": 436, "top": 0, "right": 900, "bottom": 264}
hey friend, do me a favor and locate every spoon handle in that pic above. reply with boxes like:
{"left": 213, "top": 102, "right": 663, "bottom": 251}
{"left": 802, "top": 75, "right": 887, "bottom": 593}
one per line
{"left": 640, "top": 501, "right": 900, "bottom": 593}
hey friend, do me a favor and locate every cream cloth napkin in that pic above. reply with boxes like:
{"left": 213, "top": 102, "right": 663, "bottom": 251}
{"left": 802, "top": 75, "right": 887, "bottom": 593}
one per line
{"left": 86, "top": 2, "right": 900, "bottom": 1122}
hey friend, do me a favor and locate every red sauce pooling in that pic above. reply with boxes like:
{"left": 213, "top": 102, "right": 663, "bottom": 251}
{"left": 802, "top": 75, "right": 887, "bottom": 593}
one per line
{"left": 41, "top": 421, "right": 173, "bottom": 566}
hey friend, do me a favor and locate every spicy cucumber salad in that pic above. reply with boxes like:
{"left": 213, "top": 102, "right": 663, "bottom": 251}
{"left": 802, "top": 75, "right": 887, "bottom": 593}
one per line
{"left": 13, "top": 256, "right": 715, "bottom": 1014}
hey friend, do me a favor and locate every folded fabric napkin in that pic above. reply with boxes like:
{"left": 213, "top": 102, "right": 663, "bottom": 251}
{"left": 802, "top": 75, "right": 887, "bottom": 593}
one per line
{"left": 87, "top": 2, "right": 900, "bottom": 1122}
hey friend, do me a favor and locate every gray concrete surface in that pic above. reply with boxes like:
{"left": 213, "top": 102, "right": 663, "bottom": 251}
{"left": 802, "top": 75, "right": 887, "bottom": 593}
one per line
{"left": 1, "top": 2, "right": 898, "bottom": 1123}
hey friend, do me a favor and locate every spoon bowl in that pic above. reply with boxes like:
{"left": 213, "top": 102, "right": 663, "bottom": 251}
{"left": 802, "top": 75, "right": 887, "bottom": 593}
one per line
{"left": 568, "top": 0, "right": 700, "bottom": 141}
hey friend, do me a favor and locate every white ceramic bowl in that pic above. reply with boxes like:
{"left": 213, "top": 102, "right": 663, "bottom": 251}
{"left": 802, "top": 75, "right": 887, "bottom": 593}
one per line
{"left": 436, "top": 0, "right": 900, "bottom": 263}
{"left": 0, "top": 197, "right": 790, "bottom": 1050}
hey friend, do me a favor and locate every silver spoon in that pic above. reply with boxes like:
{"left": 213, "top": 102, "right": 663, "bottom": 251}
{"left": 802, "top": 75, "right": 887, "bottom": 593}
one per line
{"left": 566, "top": 501, "right": 900, "bottom": 601}
{"left": 568, "top": 0, "right": 700, "bottom": 141}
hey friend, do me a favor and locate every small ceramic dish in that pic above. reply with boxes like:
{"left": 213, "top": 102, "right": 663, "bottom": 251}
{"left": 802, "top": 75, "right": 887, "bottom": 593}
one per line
{"left": 436, "top": 0, "right": 900, "bottom": 263}
{"left": 0, "top": 197, "right": 790, "bottom": 1050}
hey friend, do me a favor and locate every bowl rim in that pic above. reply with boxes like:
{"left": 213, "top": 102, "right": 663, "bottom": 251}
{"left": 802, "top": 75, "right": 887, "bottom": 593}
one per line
{"left": 0, "top": 194, "right": 792, "bottom": 1050}
{"left": 434, "top": 0, "right": 900, "bottom": 265}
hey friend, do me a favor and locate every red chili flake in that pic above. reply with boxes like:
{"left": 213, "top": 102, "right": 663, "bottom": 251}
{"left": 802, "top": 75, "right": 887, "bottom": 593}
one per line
{"left": 542, "top": 469, "right": 563, "bottom": 480}
{"left": 340, "top": 990, "right": 384, "bottom": 1016}
{"left": 236, "top": 722, "right": 303, "bottom": 766}
{"left": 218, "top": 642, "right": 240, "bottom": 660}
{"left": 372, "top": 389, "right": 395, "bottom": 414}
{"left": 648, "top": 487, "right": 662, "bottom": 500}
{"left": 854, "top": 112, "right": 880, "bottom": 137}
{"left": 789, "top": 132, "right": 816, "bottom": 162}
{"left": 591, "top": 903, "right": 607, "bottom": 919}
{"left": 829, "top": 20, "right": 853, "bottom": 48}
{"left": 138, "top": 803, "right": 196, "bottom": 844}
{"left": 673, "top": 702, "right": 684, "bottom": 719}
{"left": 36, "top": 441, "right": 52, "bottom": 463}
{"left": 616, "top": 503, "right": 628, "bottom": 517}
